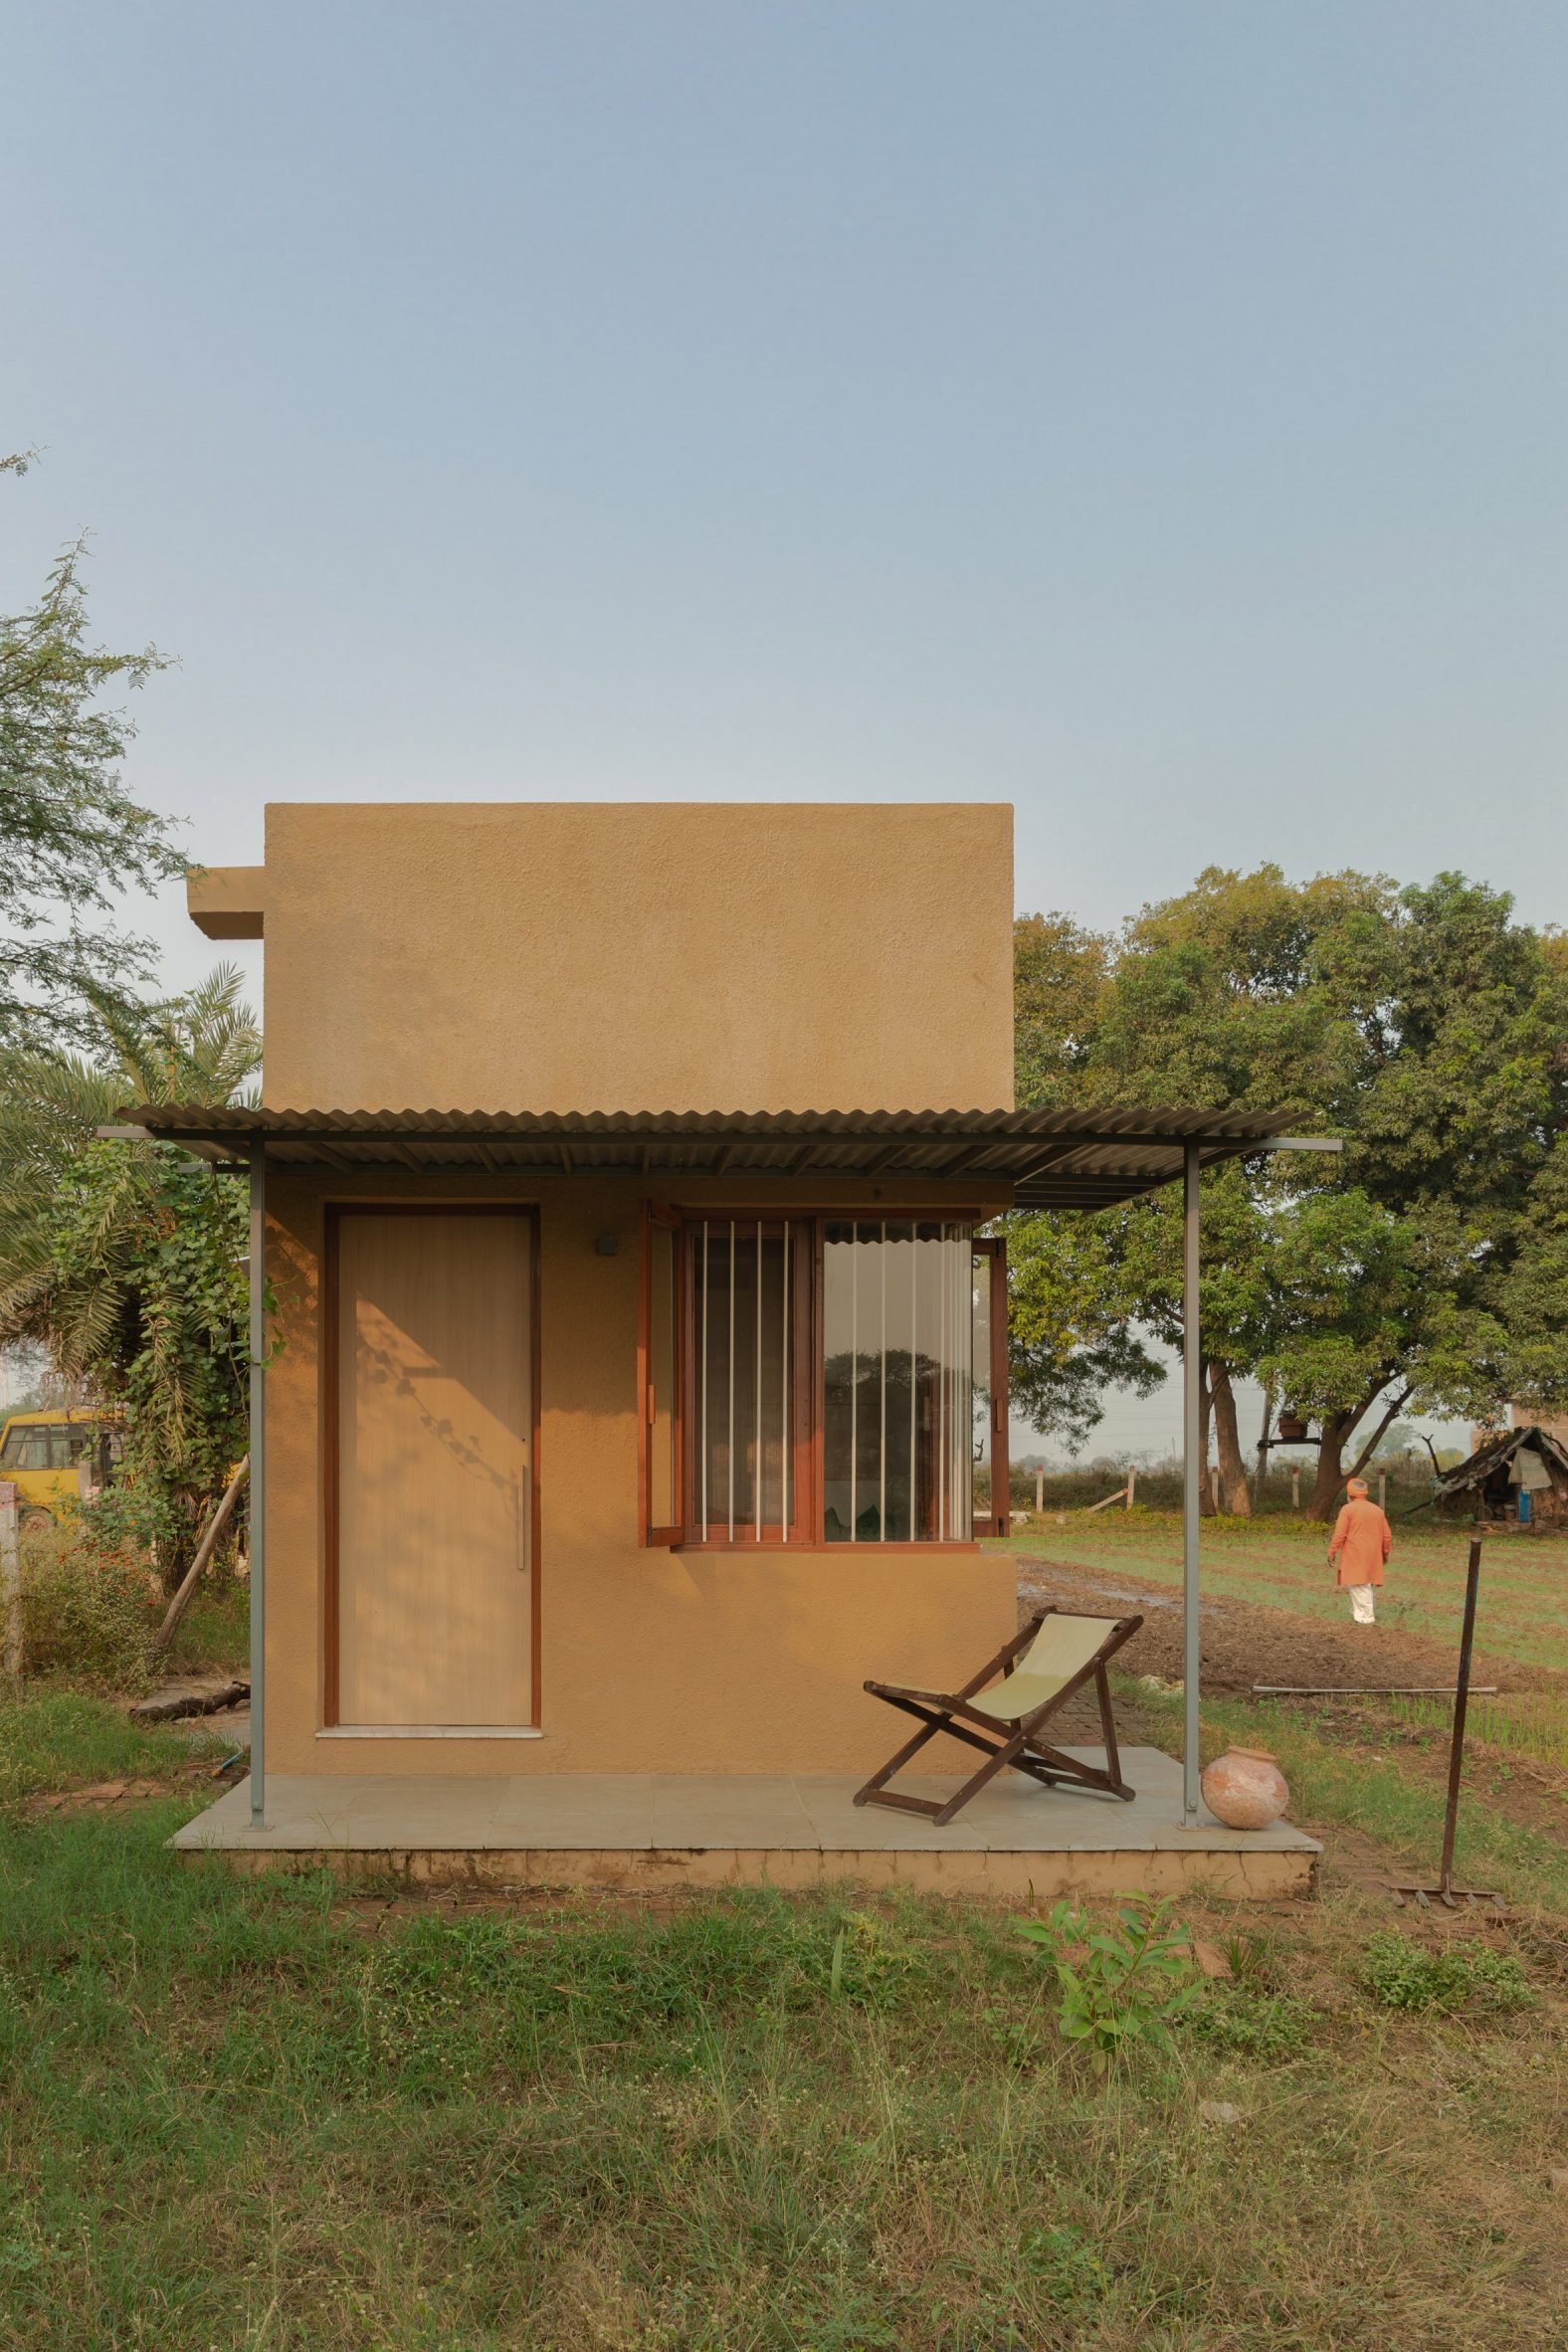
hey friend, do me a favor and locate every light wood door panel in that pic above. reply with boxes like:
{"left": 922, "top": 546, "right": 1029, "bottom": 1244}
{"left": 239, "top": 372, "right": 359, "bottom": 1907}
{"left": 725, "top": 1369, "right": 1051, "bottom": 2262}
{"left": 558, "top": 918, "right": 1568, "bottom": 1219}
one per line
{"left": 335, "top": 1213, "right": 533, "bottom": 1725}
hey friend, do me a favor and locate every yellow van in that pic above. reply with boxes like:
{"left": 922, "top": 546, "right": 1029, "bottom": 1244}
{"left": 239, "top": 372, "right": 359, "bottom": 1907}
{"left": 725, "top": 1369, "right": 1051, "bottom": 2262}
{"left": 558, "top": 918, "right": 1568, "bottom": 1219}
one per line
{"left": 0, "top": 1409, "right": 121, "bottom": 1533}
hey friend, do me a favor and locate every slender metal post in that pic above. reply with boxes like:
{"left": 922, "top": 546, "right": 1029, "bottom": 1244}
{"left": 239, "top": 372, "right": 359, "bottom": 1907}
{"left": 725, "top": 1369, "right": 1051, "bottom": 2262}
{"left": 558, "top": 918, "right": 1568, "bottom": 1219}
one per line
{"left": 1439, "top": 1537, "right": 1483, "bottom": 1894}
{"left": 248, "top": 1146, "right": 267, "bottom": 1830}
{"left": 1182, "top": 1140, "right": 1201, "bottom": 1824}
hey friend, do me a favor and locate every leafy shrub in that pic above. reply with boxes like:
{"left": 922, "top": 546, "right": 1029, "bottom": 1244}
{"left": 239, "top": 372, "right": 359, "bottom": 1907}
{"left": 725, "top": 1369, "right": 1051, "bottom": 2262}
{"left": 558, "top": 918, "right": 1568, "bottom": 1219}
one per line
{"left": 1015, "top": 1897, "right": 1196, "bottom": 2068}
{"left": 1184, "top": 1985, "right": 1317, "bottom": 2060}
{"left": 18, "top": 1530, "right": 158, "bottom": 1688}
{"left": 1359, "top": 1930, "right": 1535, "bottom": 2017}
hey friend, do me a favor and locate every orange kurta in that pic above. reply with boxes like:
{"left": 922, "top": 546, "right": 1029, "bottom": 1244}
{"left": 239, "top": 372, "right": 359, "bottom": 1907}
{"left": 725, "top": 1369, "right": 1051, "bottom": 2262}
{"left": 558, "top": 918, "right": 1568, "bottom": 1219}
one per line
{"left": 1328, "top": 1496, "right": 1392, "bottom": 1587}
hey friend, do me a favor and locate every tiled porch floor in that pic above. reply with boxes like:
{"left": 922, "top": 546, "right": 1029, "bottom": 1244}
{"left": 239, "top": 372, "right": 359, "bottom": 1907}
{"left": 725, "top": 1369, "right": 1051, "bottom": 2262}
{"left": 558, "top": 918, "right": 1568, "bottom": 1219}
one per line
{"left": 172, "top": 1747, "right": 1320, "bottom": 1898}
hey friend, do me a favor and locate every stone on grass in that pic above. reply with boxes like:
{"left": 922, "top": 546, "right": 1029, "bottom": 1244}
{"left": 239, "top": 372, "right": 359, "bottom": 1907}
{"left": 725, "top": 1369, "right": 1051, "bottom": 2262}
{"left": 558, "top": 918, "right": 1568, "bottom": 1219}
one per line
{"left": 1199, "top": 2100, "right": 1243, "bottom": 2128}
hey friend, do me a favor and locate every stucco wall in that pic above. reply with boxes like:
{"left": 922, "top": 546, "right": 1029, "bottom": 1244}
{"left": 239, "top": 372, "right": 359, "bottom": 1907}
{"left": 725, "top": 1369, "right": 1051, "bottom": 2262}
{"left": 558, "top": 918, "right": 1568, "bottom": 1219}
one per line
{"left": 263, "top": 1171, "right": 1016, "bottom": 1778}
{"left": 254, "top": 801, "right": 1014, "bottom": 1113}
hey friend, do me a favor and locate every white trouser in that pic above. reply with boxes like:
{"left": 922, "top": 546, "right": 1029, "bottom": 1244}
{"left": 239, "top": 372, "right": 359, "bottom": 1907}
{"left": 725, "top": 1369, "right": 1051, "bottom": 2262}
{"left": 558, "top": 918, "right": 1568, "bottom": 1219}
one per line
{"left": 1347, "top": 1584, "right": 1376, "bottom": 1626}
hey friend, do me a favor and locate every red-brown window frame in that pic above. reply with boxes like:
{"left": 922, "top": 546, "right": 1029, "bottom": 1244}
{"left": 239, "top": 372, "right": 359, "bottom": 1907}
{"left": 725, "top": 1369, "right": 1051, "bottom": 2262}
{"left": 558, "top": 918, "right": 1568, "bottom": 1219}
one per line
{"left": 638, "top": 1210, "right": 1009, "bottom": 1549}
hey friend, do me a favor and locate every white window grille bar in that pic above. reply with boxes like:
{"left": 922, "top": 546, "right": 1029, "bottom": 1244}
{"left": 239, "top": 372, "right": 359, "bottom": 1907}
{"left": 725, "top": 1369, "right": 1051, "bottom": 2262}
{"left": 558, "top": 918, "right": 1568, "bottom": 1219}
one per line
{"left": 700, "top": 1221, "right": 709, "bottom": 1538}
{"left": 849, "top": 1224, "right": 858, "bottom": 1543}
{"left": 727, "top": 1219, "right": 736, "bottom": 1541}
{"left": 782, "top": 1220, "right": 791, "bottom": 1535}
{"left": 937, "top": 1224, "right": 948, "bottom": 1539}
{"left": 879, "top": 1219, "right": 886, "bottom": 1542}
{"left": 909, "top": 1229, "right": 918, "bottom": 1543}
{"left": 755, "top": 1218, "right": 763, "bottom": 1541}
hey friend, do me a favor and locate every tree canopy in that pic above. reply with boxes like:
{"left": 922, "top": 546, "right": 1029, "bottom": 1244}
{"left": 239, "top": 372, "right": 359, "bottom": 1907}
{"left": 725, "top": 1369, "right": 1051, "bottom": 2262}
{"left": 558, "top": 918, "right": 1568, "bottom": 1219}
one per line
{"left": 0, "top": 967, "right": 261, "bottom": 1573}
{"left": 1009, "top": 865, "right": 1568, "bottom": 1516}
{"left": 1, "top": 452, "right": 185, "bottom": 1053}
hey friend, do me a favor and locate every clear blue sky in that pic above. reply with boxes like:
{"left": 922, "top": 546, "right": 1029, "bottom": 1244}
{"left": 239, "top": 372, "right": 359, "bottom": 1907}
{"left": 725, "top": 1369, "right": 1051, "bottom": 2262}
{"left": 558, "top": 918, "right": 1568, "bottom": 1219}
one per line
{"left": 4, "top": 0, "right": 1565, "bottom": 1017}
{"left": 9, "top": 1, "right": 1556, "bottom": 1454}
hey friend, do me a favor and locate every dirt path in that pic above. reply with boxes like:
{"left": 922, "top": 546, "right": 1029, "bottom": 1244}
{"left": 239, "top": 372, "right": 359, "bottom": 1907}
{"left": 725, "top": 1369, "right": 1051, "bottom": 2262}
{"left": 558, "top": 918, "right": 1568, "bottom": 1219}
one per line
{"left": 1021, "top": 1556, "right": 1568, "bottom": 1850}
{"left": 1016, "top": 1554, "right": 1565, "bottom": 1698}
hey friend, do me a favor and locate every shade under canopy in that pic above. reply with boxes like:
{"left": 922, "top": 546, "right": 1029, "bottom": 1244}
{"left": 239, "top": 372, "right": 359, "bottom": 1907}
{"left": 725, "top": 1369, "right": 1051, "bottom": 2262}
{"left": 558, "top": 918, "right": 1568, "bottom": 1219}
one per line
{"left": 110, "top": 1103, "right": 1308, "bottom": 1211}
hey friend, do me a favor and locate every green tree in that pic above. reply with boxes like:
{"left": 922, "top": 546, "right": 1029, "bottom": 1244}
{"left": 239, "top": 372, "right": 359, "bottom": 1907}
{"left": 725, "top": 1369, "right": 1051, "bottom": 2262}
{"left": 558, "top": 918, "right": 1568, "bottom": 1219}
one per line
{"left": 1009, "top": 868, "right": 1568, "bottom": 1518}
{"left": 0, "top": 967, "right": 260, "bottom": 1573}
{"left": 1, "top": 452, "right": 184, "bottom": 1053}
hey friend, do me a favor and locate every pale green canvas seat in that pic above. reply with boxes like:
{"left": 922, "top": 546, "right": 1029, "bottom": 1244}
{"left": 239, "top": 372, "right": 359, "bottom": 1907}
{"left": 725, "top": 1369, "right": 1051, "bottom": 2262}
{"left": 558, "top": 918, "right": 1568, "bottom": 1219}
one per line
{"left": 964, "top": 1612, "right": 1122, "bottom": 1723}
{"left": 854, "top": 1606, "right": 1142, "bottom": 1826}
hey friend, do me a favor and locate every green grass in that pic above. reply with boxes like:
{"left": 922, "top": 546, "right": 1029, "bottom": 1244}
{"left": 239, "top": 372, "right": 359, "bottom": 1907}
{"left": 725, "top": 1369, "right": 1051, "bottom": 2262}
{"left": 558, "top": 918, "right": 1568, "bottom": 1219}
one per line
{"left": 988, "top": 1512, "right": 1568, "bottom": 1671}
{"left": 1124, "top": 1677, "right": 1568, "bottom": 1913}
{"left": 0, "top": 1695, "right": 1563, "bottom": 2349}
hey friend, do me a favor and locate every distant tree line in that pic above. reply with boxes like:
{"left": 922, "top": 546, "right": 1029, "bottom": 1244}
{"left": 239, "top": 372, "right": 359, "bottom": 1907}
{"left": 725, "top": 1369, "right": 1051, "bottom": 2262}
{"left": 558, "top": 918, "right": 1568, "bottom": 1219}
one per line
{"left": 1009, "top": 866, "right": 1568, "bottom": 1519}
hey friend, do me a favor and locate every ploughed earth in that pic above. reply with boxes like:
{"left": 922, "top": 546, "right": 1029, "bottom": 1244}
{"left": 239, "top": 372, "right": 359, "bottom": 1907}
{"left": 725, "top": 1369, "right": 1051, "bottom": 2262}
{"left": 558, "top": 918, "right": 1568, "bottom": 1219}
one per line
{"left": 1021, "top": 1555, "right": 1568, "bottom": 1848}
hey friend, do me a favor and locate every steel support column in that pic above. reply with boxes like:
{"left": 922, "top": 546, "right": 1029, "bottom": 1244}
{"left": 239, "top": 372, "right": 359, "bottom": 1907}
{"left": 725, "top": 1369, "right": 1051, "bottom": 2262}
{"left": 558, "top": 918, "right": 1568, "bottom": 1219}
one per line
{"left": 1182, "top": 1138, "right": 1201, "bottom": 1824}
{"left": 248, "top": 1146, "right": 267, "bottom": 1830}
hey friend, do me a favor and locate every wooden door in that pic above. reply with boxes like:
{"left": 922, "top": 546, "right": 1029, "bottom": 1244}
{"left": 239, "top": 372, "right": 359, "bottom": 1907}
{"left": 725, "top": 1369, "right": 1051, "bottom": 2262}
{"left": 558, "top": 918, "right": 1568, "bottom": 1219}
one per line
{"left": 332, "top": 1211, "right": 535, "bottom": 1727}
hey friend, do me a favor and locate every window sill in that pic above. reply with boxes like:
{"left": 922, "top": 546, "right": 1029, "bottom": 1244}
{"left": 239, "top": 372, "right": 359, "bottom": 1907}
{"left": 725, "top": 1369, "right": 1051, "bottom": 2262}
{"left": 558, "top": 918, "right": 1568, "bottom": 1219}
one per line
{"left": 670, "top": 1540, "right": 982, "bottom": 1555}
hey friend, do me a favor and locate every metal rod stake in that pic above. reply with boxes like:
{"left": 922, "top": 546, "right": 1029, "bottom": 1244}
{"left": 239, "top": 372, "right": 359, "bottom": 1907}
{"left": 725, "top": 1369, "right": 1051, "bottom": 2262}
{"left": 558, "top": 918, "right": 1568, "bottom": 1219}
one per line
{"left": 248, "top": 1146, "right": 267, "bottom": 1831}
{"left": 1182, "top": 1139, "right": 1201, "bottom": 1823}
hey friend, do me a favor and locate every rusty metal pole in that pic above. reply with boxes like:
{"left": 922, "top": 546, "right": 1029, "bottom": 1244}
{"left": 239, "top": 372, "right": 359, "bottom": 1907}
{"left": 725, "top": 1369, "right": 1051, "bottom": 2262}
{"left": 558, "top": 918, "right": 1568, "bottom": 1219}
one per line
{"left": 1439, "top": 1536, "right": 1483, "bottom": 1896}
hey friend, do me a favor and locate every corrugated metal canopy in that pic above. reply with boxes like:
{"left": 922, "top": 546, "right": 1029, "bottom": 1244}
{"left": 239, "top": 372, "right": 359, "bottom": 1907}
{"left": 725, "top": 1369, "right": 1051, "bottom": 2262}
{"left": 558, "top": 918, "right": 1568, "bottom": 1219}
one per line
{"left": 112, "top": 1103, "right": 1310, "bottom": 1210}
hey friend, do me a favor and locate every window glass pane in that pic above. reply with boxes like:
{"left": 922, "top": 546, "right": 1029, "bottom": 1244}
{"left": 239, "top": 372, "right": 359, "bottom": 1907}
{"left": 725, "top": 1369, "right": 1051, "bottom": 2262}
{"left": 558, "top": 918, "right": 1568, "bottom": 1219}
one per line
{"left": 4, "top": 1430, "right": 51, "bottom": 1470}
{"left": 971, "top": 1254, "right": 993, "bottom": 1530}
{"left": 824, "top": 1220, "right": 974, "bottom": 1543}
{"left": 692, "top": 1222, "right": 794, "bottom": 1538}
{"left": 48, "top": 1430, "right": 79, "bottom": 1470}
{"left": 649, "top": 1223, "right": 677, "bottom": 1528}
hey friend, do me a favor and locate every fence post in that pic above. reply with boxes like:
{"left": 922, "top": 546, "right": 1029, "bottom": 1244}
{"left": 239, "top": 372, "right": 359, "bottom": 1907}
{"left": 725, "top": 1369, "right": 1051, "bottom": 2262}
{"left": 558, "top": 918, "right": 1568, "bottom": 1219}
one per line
{"left": 1291, "top": 1467, "right": 1300, "bottom": 1509}
{"left": 1126, "top": 1465, "right": 1136, "bottom": 1511}
{"left": 1034, "top": 1466, "right": 1044, "bottom": 1514}
{"left": 0, "top": 1480, "right": 21, "bottom": 1684}
{"left": 1378, "top": 1469, "right": 1387, "bottom": 1513}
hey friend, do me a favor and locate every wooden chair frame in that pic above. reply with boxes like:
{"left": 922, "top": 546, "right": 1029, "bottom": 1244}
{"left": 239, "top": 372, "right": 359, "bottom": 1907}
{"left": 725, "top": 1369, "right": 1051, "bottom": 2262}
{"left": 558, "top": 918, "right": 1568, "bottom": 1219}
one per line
{"left": 853, "top": 1607, "right": 1144, "bottom": 1827}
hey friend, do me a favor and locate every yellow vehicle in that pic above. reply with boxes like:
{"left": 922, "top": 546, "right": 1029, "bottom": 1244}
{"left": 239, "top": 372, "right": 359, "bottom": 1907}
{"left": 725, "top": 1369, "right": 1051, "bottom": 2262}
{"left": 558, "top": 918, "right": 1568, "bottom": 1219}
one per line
{"left": 0, "top": 1409, "right": 121, "bottom": 1534}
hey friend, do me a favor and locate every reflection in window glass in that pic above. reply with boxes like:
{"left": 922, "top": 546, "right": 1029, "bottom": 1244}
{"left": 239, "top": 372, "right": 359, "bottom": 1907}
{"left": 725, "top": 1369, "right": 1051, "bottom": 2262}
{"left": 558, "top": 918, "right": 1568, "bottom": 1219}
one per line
{"left": 823, "top": 1221, "right": 974, "bottom": 1543}
{"left": 692, "top": 1221, "right": 795, "bottom": 1539}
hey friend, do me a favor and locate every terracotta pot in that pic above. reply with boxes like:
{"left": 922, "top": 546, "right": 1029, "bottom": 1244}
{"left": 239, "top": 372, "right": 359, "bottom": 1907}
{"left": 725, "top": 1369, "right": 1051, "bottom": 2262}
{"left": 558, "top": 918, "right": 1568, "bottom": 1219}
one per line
{"left": 1201, "top": 1745, "right": 1289, "bottom": 1831}
{"left": 1276, "top": 1413, "right": 1308, "bottom": 1443}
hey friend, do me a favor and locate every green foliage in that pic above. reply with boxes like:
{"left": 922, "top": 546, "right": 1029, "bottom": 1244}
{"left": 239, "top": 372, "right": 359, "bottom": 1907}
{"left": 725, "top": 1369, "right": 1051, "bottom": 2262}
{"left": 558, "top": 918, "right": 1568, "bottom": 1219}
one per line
{"left": 1008, "top": 865, "right": 1568, "bottom": 1487}
{"left": 17, "top": 1530, "right": 158, "bottom": 1688}
{"left": 0, "top": 454, "right": 183, "bottom": 1053}
{"left": 1183, "top": 1985, "right": 1317, "bottom": 2060}
{"left": 1359, "top": 1930, "right": 1535, "bottom": 2018}
{"left": 1015, "top": 1896, "right": 1197, "bottom": 2067}
{"left": 0, "top": 967, "right": 259, "bottom": 1572}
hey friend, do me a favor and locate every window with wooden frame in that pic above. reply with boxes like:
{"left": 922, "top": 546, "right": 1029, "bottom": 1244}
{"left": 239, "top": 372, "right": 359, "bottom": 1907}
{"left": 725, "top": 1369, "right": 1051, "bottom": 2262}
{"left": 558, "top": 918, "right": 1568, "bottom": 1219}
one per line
{"left": 639, "top": 1212, "right": 1009, "bottom": 1547}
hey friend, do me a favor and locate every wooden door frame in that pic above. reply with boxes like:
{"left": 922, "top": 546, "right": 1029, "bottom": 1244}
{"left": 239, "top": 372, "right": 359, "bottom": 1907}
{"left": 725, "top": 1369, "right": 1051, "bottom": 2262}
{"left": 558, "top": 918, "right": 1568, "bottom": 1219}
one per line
{"left": 322, "top": 1201, "right": 542, "bottom": 1730}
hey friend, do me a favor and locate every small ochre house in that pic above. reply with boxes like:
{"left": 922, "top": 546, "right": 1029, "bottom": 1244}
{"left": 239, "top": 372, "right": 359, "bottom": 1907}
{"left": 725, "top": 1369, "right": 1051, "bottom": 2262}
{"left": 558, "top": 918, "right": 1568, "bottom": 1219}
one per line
{"left": 136, "top": 800, "right": 1315, "bottom": 1895}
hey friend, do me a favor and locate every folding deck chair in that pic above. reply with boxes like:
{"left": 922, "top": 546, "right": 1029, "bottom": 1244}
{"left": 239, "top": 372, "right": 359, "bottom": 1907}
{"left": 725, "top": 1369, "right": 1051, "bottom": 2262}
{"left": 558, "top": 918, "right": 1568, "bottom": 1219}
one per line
{"left": 853, "top": 1607, "right": 1144, "bottom": 1826}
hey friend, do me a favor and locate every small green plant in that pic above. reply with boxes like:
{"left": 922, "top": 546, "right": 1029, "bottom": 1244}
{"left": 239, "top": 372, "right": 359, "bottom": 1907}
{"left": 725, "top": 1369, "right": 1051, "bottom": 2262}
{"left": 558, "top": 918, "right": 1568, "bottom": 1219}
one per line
{"left": 1021, "top": 2221, "right": 1114, "bottom": 2312}
{"left": 1359, "top": 1930, "right": 1536, "bottom": 2017}
{"left": 1015, "top": 1896, "right": 1196, "bottom": 2068}
{"left": 826, "top": 1908, "right": 923, "bottom": 2010}
{"left": 1184, "top": 1985, "right": 1317, "bottom": 2060}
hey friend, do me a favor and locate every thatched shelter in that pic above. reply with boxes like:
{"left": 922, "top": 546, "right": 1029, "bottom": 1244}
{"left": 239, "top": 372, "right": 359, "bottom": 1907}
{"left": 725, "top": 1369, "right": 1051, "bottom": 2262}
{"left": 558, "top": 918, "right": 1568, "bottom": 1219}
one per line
{"left": 1433, "top": 1423, "right": 1568, "bottom": 1525}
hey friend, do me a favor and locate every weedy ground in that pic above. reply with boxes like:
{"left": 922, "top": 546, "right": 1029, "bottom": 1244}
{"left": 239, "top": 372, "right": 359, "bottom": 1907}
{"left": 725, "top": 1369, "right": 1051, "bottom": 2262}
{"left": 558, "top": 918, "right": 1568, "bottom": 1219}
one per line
{"left": 0, "top": 1685, "right": 1564, "bottom": 2351}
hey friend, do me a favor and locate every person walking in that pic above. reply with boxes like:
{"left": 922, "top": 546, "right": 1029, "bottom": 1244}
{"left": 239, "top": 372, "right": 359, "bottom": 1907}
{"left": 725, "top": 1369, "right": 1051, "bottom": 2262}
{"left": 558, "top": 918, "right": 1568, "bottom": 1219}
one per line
{"left": 1327, "top": 1474, "right": 1392, "bottom": 1625}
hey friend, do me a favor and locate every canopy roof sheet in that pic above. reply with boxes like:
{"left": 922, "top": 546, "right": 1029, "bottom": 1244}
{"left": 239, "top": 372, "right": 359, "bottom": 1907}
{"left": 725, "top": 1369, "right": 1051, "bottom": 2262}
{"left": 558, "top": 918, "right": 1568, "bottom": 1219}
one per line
{"left": 114, "top": 1103, "right": 1308, "bottom": 1211}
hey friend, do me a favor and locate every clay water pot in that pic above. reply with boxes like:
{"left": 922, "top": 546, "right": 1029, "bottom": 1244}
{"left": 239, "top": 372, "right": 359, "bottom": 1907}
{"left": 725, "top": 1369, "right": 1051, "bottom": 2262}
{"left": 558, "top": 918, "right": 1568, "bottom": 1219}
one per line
{"left": 1201, "top": 1745, "right": 1289, "bottom": 1831}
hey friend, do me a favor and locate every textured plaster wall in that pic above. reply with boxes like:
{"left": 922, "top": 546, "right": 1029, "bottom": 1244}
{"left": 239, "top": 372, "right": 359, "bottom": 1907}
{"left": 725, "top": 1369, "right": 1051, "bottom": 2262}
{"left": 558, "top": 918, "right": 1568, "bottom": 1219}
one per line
{"left": 263, "top": 1172, "right": 1016, "bottom": 1778}
{"left": 258, "top": 801, "right": 1014, "bottom": 1113}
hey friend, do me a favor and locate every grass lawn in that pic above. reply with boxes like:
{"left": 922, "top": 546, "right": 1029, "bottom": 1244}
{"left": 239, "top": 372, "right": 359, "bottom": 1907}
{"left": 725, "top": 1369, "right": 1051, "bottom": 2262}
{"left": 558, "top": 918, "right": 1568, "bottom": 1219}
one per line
{"left": 0, "top": 1693, "right": 1564, "bottom": 2349}
{"left": 988, "top": 1511, "right": 1568, "bottom": 1672}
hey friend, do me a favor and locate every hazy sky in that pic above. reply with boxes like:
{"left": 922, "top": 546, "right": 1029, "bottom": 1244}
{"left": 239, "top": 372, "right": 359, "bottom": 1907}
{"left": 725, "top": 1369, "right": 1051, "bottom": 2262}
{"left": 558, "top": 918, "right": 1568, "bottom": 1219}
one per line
{"left": 5, "top": 0, "right": 1564, "bottom": 1018}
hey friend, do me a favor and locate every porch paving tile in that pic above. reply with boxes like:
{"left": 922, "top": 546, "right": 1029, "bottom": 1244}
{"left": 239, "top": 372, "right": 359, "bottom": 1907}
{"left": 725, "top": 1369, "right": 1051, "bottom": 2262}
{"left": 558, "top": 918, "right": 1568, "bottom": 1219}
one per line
{"left": 490, "top": 1775, "right": 656, "bottom": 1849}
{"left": 649, "top": 1774, "right": 817, "bottom": 1851}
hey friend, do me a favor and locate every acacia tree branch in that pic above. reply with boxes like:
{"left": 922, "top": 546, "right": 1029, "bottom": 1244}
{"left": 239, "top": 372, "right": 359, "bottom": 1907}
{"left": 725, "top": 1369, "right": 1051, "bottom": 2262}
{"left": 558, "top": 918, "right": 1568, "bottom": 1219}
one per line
{"left": 1344, "top": 1385, "right": 1413, "bottom": 1485}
